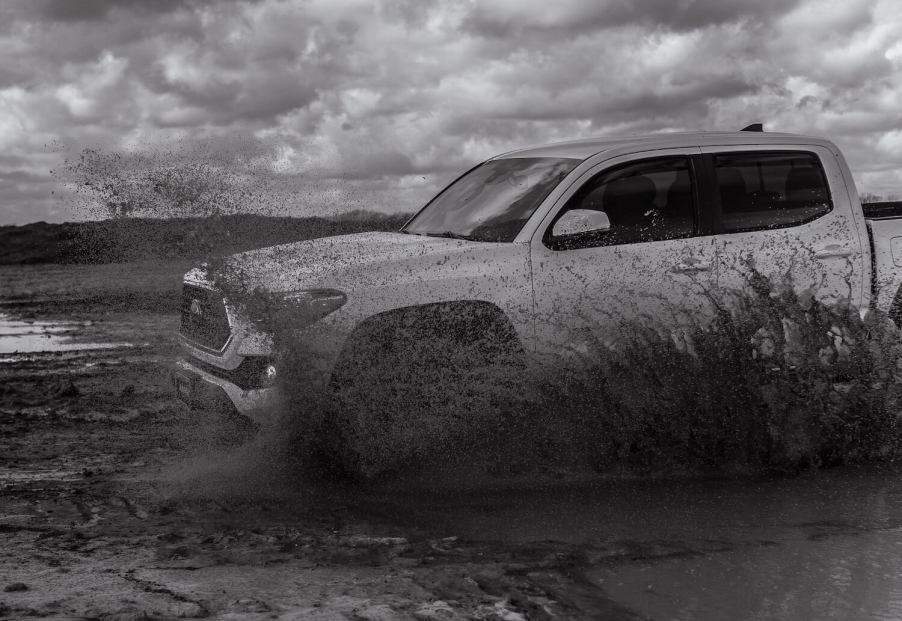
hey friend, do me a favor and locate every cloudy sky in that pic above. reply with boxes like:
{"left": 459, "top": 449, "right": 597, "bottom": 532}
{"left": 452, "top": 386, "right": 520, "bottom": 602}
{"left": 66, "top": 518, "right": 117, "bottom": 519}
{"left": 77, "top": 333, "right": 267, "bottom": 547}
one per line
{"left": 1, "top": 0, "right": 900, "bottom": 224}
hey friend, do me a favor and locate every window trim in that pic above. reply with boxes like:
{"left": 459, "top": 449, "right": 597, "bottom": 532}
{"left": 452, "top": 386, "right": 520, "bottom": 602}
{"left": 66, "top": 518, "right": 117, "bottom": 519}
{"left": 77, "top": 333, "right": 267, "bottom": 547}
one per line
{"left": 698, "top": 149, "right": 834, "bottom": 235}
{"left": 542, "top": 155, "right": 702, "bottom": 251}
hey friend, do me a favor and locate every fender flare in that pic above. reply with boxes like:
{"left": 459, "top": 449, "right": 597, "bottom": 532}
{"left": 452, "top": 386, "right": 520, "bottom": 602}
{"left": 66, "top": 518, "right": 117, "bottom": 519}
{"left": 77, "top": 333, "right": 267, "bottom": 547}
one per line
{"left": 330, "top": 300, "right": 524, "bottom": 384}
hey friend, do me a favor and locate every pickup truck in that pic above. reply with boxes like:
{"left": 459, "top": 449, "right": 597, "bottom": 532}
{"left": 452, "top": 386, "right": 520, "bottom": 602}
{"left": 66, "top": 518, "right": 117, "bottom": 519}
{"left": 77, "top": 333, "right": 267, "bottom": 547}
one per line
{"left": 173, "top": 130, "right": 902, "bottom": 423}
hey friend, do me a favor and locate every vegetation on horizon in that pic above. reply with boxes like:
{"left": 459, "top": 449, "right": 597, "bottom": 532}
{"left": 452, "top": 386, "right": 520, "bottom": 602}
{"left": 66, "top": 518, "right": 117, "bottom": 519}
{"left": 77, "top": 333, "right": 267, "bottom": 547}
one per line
{"left": 0, "top": 213, "right": 412, "bottom": 265}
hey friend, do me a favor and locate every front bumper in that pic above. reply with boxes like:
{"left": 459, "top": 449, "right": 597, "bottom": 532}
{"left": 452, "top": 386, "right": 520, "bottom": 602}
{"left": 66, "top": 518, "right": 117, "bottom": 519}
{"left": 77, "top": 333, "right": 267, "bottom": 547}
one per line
{"left": 174, "top": 359, "right": 281, "bottom": 426}
{"left": 175, "top": 275, "right": 347, "bottom": 423}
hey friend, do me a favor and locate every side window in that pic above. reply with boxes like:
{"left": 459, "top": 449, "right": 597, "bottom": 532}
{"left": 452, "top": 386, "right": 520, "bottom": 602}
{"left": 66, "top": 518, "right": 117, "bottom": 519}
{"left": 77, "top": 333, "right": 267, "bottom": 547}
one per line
{"left": 714, "top": 152, "right": 832, "bottom": 233}
{"left": 547, "top": 156, "right": 695, "bottom": 250}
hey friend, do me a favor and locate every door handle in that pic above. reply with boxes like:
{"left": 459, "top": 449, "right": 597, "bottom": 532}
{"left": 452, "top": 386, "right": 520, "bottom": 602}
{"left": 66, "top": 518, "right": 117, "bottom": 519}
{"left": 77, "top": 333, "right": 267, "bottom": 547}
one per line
{"left": 814, "top": 244, "right": 853, "bottom": 259}
{"left": 671, "top": 261, "right": 711, "bottom": 274}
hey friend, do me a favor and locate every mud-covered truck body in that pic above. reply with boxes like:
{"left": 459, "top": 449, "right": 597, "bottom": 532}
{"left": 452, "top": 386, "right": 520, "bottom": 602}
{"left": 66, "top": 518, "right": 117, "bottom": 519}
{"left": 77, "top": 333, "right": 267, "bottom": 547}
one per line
{"left": 174, "top": 131, "right": 902, "bottom": 421}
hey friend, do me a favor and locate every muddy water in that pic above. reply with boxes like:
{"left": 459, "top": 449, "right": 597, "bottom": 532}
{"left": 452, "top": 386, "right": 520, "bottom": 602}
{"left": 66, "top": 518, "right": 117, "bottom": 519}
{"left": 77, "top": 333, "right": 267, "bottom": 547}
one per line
{"left": 5, "top": 260, "right": 902, "bottom": 619}
{"left": 0, "top": 314, "right": 133, "bottom": 355}
{"left": 363, "top": 467, "right": 902, "bottom": 619}
{"left": 595, "top": 529, "right": 902, "bottom": 620}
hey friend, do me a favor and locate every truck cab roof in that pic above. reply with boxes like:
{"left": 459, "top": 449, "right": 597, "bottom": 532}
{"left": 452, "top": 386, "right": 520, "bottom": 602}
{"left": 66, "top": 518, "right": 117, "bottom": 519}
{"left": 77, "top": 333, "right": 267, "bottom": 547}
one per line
{"left": 494, "top": 131, "right": 839, "bottom": 161}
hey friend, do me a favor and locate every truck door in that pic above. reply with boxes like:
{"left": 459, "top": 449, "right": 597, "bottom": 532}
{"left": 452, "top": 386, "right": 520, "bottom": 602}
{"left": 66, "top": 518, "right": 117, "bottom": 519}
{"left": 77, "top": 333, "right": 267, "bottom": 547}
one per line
{"left": 530, "top": 150, "right": 718, "bottom": 359}
{"left": 700, "top": 146, "right": 867, "bottom": 309}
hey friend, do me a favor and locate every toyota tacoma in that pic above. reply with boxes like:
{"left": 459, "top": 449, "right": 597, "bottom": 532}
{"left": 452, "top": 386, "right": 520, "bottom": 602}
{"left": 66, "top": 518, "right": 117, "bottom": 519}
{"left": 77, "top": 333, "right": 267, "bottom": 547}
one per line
{"left": 173, "top": 129, "right": 902, "bottom": 423}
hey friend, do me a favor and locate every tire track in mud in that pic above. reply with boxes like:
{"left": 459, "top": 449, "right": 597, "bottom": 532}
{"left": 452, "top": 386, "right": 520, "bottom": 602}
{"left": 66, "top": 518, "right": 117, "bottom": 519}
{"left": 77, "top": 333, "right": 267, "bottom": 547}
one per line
{"left": 395, "top": 537, "right": 644, "bottom": 619}
{"left": 119, "top": 495, "right": 149, "bottom": 519}
{"left": 388, "top": 532, "right": 814, "bottom": 620}
{"left": 72, "top": 499, "right": 99, "bottom": 526}
{"left": 120, "top": 570, "right": 210, "bottom": 618}
{"left": 41, "top": 490, "right": 638, "bottom": 620}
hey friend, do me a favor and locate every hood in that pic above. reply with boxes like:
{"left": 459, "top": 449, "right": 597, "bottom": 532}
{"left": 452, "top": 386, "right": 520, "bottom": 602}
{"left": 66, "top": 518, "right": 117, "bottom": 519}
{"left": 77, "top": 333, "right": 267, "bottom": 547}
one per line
{"left": 207, "top": 231, "right": 516, "bottom": 294}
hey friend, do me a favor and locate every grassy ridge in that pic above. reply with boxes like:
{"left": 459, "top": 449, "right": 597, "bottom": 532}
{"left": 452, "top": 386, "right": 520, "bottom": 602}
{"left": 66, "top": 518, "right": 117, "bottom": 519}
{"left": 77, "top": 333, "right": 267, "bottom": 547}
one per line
{"left": 0, "top": 212, "right": 411, "bottom": 264}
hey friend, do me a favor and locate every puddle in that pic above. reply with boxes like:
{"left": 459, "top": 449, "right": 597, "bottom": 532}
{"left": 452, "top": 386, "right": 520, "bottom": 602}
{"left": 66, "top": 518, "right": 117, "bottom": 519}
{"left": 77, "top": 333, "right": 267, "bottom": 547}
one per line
{"left": 591, "top": 529, "right": 902, "bottom": 620}
{"left": 0, "top": 314, "right": 133, "bottom": 355}
{"left": 363, "top": 466, "right": 902, "bottom": 620}
{"left": 0, "top": 468, "right": 82, "bottom": 484}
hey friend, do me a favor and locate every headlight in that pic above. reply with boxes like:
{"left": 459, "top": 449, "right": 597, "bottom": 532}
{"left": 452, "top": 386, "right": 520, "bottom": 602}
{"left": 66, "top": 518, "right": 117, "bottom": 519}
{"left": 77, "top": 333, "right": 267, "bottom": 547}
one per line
{"left": 279, "top": 288, "right": 347, "bottom": 325}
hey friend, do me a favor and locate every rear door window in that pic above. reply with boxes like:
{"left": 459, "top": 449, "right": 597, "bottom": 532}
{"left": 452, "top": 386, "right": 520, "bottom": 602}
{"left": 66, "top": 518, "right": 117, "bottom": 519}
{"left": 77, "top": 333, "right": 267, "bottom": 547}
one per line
{"left": 713, "top": 152, "right": 832, "bottom": 233}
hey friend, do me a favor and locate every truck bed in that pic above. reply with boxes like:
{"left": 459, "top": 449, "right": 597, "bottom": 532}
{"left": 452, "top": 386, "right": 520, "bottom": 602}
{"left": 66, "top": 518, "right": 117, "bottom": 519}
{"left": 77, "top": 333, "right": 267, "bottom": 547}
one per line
{"left": 862, "top": 202, "right": 902, "bottom": 220}
{"left": 864, "top": 203, "right": 902, "bottom": 314}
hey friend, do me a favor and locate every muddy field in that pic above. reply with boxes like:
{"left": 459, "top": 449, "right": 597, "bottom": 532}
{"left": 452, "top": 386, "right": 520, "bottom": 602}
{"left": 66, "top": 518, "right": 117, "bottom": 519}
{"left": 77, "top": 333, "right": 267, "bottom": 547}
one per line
{"left": 4, "top": 263, "right": 902, "bottom": 620}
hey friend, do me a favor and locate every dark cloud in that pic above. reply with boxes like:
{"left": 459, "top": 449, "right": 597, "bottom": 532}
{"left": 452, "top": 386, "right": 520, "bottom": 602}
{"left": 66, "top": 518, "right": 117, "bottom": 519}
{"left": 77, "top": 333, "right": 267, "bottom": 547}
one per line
{"left": 339, "top": 150, "right": 418, "bottom": 179}
{"left": 27, "top": 0, "right": 189, "bottom": 22}
{"left": 462, "top": 0, "right": 805, "bottom": 38}
{"left": 143, "top": 69, "right": 320, "bottom": 127}
{"left": 0, "top": 0, "right": 899, "bottom": 224}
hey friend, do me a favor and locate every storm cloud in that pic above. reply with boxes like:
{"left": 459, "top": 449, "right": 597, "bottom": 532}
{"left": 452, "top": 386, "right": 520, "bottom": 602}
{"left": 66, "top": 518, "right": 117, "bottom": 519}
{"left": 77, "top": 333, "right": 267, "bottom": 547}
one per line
{"left": 0, "top": 0, "right": 900, "bottom": 223}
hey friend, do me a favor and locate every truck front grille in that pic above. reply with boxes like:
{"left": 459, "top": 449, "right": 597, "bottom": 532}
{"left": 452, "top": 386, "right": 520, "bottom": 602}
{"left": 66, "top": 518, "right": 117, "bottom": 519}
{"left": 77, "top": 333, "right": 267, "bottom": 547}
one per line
{"left": 180, "top": 284, "right": 232, "bottom": 351}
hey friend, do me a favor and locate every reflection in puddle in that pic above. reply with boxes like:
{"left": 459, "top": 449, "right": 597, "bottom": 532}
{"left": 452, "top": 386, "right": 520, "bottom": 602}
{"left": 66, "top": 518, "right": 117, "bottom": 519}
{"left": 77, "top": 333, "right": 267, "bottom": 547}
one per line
{"left": 366, "top": 467, "right": 902, "bottom": 620}
{"left": 0, "top": 314, "right": 132, "bottom": 355}
{"left": 0, "top": 468, "right": 81, "bottom": 485}
{"left": 593, "top": 530, "right": 902, "bottom": 621}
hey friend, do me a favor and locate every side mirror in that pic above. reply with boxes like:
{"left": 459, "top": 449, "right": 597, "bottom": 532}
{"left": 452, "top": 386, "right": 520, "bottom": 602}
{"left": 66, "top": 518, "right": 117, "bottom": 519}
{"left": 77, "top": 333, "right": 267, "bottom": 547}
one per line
{"left": 552, "top": 209, "right": 611, "bottom": 237}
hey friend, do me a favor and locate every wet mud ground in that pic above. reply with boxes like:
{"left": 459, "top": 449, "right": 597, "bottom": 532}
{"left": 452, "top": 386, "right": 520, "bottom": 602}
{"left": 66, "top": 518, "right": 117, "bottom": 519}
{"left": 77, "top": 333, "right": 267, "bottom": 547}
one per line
{"left": 4, "top": 263, "right": 902, "bottom": 620}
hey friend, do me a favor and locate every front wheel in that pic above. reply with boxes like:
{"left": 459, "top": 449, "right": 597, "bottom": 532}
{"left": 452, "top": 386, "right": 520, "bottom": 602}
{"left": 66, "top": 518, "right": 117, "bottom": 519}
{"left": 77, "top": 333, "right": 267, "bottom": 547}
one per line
{"left": 326, "top": 308, "right": 526, "bottom": 477}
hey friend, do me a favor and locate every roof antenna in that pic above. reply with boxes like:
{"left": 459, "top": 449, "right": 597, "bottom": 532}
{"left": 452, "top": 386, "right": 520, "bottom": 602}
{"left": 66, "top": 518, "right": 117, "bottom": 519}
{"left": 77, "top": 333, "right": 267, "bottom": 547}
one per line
{"left": 741, "top": 123, "right": 764, "bottom": 132}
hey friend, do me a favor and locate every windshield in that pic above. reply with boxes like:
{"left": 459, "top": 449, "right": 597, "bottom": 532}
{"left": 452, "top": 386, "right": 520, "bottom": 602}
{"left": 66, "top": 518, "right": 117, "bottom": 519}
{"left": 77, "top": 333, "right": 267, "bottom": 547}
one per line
{"left": 402, "top": 157, "right": 580, "bottom": 242}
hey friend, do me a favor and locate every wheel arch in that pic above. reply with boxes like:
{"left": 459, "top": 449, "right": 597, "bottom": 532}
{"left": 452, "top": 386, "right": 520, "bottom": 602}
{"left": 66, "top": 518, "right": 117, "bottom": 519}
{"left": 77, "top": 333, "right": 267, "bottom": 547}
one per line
{"left": 329, "top": 299, "right": 525, "bottom": 384}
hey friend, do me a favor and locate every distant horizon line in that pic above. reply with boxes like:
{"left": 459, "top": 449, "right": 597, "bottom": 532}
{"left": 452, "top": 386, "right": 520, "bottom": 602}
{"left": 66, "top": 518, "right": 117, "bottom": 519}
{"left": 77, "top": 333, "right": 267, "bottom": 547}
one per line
{"left": 0, "top": 208, "right": 412, "bottom": 228}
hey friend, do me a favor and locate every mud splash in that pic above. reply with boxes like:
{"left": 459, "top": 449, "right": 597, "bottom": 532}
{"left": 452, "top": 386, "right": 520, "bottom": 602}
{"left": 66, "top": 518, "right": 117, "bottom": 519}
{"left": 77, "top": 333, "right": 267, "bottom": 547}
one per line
{"left": 150, "top": 420, "right": 308, "bottom": 505}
